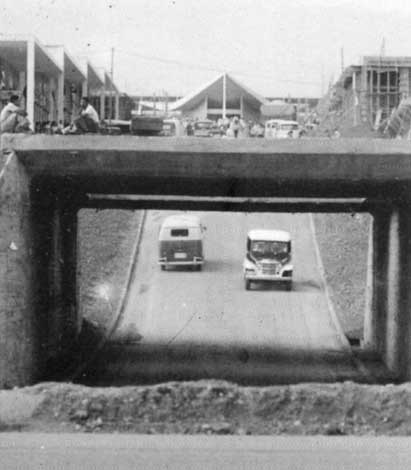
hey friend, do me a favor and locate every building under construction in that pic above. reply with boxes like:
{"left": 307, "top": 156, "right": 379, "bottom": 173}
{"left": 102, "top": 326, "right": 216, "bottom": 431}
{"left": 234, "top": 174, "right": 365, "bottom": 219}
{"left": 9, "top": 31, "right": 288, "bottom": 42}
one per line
{"left": 327, "top": 56, "right": 411, "bottom": 132}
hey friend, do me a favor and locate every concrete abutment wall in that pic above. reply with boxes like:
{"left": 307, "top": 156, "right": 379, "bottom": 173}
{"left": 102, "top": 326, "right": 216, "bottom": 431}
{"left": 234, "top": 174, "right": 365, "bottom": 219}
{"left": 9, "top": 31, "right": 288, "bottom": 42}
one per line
{"left": 0, "top": 150, "right": 80, "bottom": 388}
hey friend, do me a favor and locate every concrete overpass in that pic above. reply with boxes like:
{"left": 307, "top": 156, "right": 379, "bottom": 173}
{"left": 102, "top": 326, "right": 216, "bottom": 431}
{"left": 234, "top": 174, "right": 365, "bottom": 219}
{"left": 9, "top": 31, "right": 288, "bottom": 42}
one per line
{"left": 1, "top": 135, "right": 411, "bottom": 386}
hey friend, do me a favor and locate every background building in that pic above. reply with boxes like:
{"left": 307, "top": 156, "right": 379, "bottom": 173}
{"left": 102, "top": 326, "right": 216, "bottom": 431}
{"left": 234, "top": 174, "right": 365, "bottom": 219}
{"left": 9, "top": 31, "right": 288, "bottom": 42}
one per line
{"left": 171, "top": 73, "right": 267, "bottom": 122}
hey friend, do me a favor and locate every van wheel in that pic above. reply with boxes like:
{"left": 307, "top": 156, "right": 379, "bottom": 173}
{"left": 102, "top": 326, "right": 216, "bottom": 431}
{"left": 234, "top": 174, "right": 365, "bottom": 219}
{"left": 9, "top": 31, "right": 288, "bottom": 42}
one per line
{"left": 245, "top": 280, "right": 251, "bottom": 290}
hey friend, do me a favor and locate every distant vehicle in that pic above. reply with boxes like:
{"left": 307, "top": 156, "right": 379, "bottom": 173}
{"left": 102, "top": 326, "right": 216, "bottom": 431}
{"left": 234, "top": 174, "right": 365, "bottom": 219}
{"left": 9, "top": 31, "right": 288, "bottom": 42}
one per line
{"left": 158, "top": 214, "right": 206, "bottom": 271}
{"left": 243, "top": 229, "right": 293, "bottom": 290}
{"left": 130, "top": 115, "right": 164, "bottom": 136}
{"left": 250, "top": 123, "right": 265, "bottom": 137}
{"left": 193, "top": 119, "right": 219, "bottom": 137}
{"left": 160, "top": 118, "right": 184, "bottom": 137}
{"left": 101, "top": 119, "right": 131, "bottom": 134}
{"left": 264, "top": 119, "right": 301, "bottom": 139}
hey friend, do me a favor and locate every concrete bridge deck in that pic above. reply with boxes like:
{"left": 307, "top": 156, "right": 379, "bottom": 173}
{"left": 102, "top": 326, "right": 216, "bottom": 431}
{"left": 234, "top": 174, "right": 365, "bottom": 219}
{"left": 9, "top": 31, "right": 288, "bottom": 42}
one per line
{"left": 2, "top": 135, "right": 411, "bottom": 386}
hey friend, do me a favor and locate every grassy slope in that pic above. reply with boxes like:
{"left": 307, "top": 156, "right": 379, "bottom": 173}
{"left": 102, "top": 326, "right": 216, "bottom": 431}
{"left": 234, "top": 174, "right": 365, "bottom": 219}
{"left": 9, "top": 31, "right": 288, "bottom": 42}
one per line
{"left": 77, "top": 209, "right": 142, "bottom": 331}
{"left": 313, "top": 213, "right": 370, "bottom": 337}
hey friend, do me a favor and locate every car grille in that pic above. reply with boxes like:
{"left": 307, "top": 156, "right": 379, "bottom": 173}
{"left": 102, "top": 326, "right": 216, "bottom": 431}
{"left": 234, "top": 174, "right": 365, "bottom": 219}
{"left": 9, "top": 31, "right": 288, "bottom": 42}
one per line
{"left": 261, "top": 263, "right": 280, "bottom": 274}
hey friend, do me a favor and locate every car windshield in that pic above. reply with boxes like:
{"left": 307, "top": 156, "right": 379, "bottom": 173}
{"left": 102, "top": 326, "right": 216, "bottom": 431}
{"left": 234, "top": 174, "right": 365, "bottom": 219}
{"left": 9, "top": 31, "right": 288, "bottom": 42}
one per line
{"left": 250, "top": 240, "right": 289, "bottom": 259}
{"left": 195, "top": 121, "right": 212, "bottom": 129}
{"left": 280, "top": 123, "right": 298, "bottom": 131}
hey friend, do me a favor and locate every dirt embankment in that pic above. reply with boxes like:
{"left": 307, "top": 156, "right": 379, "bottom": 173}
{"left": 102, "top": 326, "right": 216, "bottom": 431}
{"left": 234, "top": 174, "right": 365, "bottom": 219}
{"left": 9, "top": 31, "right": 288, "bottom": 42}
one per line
{"left": 2, "top": 380, "right": 411, "bottom": 435}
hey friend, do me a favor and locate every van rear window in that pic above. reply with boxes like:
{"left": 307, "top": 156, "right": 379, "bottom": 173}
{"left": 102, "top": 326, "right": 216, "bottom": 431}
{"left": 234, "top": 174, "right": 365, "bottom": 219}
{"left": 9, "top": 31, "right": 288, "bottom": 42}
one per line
{"left": 170, "top": 228, "right": 189, "bottom": 237}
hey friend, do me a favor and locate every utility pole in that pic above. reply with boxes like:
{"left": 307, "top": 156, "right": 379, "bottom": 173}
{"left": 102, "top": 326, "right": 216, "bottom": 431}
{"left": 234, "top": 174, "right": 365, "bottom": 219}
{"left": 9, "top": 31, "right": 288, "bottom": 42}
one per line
{"left": 380, "top": 37, "right": 386, "bottom": 57}
{"left": 109, "top": 47, "right": 114, "bottom": 125}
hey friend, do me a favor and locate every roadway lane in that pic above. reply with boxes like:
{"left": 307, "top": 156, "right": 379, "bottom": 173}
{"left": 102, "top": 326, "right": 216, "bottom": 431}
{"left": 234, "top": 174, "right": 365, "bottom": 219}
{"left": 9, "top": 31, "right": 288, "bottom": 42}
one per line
{"left": 119, "top": 211, "right": 345, "bottom": 350}
{"left": 2, "top": 434, "right": 411, "bottom": 470}
{"left": 78, "top": 210, "right": 376, "bottom": 385}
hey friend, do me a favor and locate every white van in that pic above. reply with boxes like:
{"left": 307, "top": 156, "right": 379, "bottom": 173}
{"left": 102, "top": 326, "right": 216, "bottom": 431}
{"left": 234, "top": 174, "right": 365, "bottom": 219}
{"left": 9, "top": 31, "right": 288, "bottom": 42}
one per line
{"left": 158, "top": 215, "right": 205, "bottom": 270}
{"left": 243, "top": 229, "right": 293, "bottom": 290}
{"left": 264, "top": 119, "right": 301, "bottom": 139}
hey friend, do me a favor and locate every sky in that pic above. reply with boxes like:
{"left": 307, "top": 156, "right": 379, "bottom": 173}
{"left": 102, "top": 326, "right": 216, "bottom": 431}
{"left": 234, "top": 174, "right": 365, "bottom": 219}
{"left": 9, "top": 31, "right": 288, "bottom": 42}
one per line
{"left": 2, "top": 0, "right": 411, "bottom": 98}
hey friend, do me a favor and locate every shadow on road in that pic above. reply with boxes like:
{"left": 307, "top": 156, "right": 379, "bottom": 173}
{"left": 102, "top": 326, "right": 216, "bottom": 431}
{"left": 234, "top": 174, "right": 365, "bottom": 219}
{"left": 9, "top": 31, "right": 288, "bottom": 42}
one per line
{"left": 74, "top": 340, "right": 394, "bottom": 387}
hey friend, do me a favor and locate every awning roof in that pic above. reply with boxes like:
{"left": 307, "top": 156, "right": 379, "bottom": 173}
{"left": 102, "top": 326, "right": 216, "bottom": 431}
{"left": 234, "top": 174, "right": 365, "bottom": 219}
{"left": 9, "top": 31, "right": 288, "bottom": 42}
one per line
{"left": 0, "top": 36, "right": 62, "bottom": 77}
{"left": 45, "top": 45, "right": 86, "bottom": 84}
{"left": 104, "top": 71, "right": 119, "bottom": 94}
{"left": 87, "top": 62, "right": 104, "bottom": 89}
{"left": 171, "top": 73, "right": 268, "bottom": 111}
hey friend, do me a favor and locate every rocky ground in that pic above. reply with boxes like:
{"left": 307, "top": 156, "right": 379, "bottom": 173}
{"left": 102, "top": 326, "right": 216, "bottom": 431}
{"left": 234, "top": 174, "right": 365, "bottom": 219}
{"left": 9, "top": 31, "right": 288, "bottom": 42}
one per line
{"left": 2, "top": 380, "right": 411, "bottom": 435}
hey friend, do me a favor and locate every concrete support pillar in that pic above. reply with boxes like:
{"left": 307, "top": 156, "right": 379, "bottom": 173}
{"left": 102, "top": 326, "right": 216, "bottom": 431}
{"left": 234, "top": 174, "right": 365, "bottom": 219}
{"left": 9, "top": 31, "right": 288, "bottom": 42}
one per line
{"left": 82, "top": 80, "right": 88, "bottom": 98}
{"left": 360, "top": 65, "right": 368, "bottom": 123}
{"left": 222, "top": 73, "right": 227, "bottom": 119}
{"left": 26, "top": 39, "right": 35, "bottom": 131}
{"left": 100, "top": 89, "right": 105, "bottom": 120}
{"left": 0, "top": 150, "right": 40, "bottom": 387}
{"left": 47, "top": 202, "right": 79, "bottom": 362}
{"left": 365, "top": 209, "right": 411, "bottom": 380}
{"left": 384, "top": 209, "right": 411, "bottom": 378}
{"left": 0, "top": 146, "right": 80, "bottom": 388}
{"left": 363, "top": 211, "right": 390, "bottom": 352}
{"left": 115, "top": 92, "right": 120, "bottom": 120}
{"left": 56, "top": 72, "right": 64, "bottom": 126}
{"left": 48, "top": 76, "right": 56, "bottom": 122}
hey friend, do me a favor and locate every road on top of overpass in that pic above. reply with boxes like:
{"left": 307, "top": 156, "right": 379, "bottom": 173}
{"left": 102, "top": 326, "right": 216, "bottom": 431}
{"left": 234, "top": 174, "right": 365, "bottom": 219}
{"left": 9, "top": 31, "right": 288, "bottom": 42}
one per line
{"left": 79, "top": 211, "right": 383, "bottom": 385}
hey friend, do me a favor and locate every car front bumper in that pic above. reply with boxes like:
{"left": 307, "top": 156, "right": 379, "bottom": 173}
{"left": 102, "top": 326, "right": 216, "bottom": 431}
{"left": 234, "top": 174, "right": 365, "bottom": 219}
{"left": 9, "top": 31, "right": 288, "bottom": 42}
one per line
{"left": 245, "top": 273, "right": 292, "bottom": 282}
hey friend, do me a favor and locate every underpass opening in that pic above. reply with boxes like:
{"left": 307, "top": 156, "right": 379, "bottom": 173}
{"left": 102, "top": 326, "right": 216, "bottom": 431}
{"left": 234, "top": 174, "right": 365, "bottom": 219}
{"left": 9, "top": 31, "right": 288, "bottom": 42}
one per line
{"left": 70, "top": 206, "right": 390, "bottom": 387}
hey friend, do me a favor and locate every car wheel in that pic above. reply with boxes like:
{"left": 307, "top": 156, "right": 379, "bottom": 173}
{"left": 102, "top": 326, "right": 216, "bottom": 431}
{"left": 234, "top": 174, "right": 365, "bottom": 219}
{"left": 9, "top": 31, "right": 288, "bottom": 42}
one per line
{"left": 161, "top": 265, "right": 166, "bottom": 271}
{"left": 245, "top": 279, "right": 251, "bottom": 290}
{"left": 285, "top": 282, "right": 292, "bottom": 291}
{"left": 197, "top": 265, "right": 202, "bottom": 271}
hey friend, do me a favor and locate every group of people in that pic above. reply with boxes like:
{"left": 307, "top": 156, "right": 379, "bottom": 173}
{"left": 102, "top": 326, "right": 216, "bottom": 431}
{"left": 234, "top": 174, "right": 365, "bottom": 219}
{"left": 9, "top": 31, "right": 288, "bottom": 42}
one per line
{"left": 0, "top": 95, "right": 100, "bottom": 135}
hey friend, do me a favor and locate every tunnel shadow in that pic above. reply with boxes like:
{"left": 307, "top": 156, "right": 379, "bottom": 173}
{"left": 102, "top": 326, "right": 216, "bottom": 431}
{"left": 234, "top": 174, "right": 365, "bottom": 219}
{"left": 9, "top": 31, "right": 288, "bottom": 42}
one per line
{"left": 75, "top": 340, "right": 394, "bottom": 387}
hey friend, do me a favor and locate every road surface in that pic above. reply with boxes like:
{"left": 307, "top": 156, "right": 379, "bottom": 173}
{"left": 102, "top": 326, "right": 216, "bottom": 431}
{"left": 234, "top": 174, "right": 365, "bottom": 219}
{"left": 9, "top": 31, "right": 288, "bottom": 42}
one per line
{"left": 81, "top": 211, "right": 381, "bottom": 385}
{"left": 2, "top": 434, "right": 411, "bottom": 470}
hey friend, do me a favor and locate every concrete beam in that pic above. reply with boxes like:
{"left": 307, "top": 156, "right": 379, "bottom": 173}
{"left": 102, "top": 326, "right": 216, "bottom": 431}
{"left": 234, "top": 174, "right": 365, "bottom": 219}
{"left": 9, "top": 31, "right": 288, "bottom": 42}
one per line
{"left": 4, "top": 136, "right": 411, "bottom": 201}
{"left": 84, "top": 195, "right": 375, "bottom": 213}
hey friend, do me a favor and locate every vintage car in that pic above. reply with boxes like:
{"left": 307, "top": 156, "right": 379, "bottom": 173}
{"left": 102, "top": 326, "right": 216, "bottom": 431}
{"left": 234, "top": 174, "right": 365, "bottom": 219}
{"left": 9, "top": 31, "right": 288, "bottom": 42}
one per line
{"left": 243, "top": 229, "right": 293, "bottom": 290}
{"left": 158, "top": 214, "right": 206, "bottom": 270}
{"left": 193, "top": 119, "right": 220, "bottom": 137}
{"left": 264, "top": 119, "right": 301, "bottom": 139}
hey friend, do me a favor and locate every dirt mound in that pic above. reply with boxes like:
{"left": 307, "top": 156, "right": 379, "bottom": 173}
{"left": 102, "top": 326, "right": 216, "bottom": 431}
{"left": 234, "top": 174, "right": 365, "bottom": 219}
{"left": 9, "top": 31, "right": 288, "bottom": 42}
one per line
{"left": 1, "top": 381, "right": 410, "bottom": 435}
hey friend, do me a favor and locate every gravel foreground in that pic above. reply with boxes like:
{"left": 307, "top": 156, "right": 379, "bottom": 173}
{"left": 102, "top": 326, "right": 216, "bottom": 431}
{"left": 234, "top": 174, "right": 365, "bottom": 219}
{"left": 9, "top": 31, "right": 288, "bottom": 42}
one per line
{"left": 1, "top": 381, "right": 411, "bottom": 435}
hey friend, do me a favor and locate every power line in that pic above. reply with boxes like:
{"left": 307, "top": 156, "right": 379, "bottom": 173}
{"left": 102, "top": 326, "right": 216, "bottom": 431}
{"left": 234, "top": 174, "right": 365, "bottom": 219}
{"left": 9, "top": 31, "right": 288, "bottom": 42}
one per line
{"left": 115, "top": 48, "right": 320, "bottom": 85}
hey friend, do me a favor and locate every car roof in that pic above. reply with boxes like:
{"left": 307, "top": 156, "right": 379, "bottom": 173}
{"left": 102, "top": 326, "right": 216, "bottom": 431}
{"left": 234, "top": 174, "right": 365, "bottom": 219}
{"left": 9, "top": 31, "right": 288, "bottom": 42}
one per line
{"left": 247, "top": 229, "right": 291, "bottom": 242}
{"left": 161, "top": 214, "right": 202, "bottom": 228}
